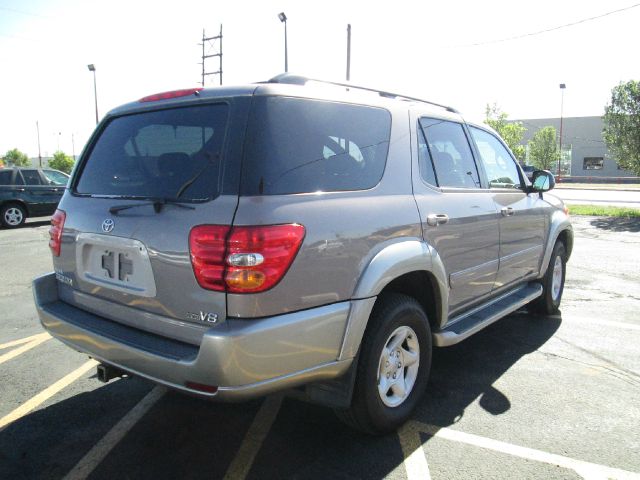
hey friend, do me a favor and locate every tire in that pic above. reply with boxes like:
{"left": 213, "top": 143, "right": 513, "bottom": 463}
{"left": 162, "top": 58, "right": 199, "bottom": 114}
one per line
{"left": 1, "top": 203, "right": 27, "bottom": 228}
{"left": 335, "top": 293, "right": 432, "bottom": 435}
{"left": 530, "top": 242, "right": 566, "bottom": 315}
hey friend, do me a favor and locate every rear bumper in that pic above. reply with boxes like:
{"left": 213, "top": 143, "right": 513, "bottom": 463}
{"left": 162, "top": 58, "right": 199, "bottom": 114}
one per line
{"left": 33, "top": 273, "right": 353, "bottom": 400}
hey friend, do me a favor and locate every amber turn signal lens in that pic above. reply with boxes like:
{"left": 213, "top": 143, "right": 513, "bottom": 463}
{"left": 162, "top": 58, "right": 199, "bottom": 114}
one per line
{"left": 225, "top": 270, "right": 266, "bottom": 290}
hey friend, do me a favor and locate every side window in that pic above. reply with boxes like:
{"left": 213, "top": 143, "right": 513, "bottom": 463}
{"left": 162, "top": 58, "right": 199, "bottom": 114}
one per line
{"left": 469, "top": 127, "right": 522, "bottom": 189}
{"left": 243, "top": 97, "right": 391, "bottom": 195}
{"left": 21, "top": 170, "right": 43, "bottom": 185}
{"left": 419, "top": 118, "right": 480, "bottom": 188}
{"left": 417, "top": 125, "right": 437, "bottom": 186}
{"left": 0, "top": 170, "right": 13, "bottom": 185}
{"left": 43, "top": 170, "right": 69, "bottom": 186}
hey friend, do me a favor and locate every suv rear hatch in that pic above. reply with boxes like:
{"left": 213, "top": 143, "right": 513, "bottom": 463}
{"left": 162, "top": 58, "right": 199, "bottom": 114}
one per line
{"left": 54, "top": 96, "right": 249, "bottom": 345}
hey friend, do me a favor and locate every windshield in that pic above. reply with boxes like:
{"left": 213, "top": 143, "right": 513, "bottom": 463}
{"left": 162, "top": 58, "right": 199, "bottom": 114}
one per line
{"left": 75, "top": 103, "right": 229, "bottom": 200}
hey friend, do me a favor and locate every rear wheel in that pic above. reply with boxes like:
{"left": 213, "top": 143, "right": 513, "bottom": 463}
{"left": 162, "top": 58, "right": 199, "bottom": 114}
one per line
{"left": 1, "top": 203, "right": 26, "bottom": 228}
{"left": 335, "top": 293, "right": 432, "bottom": 434}
{"left": 530, "top": 242, "right": 566, "bottom": 315}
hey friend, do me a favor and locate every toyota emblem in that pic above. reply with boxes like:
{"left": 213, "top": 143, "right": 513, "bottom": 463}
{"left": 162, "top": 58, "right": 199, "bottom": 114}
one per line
{"left": 101, "top": 218, "right": 115, "bottom": 233}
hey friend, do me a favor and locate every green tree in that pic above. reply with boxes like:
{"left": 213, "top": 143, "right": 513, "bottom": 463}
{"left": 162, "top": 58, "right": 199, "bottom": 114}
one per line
{"left": 528, "top": 126, "right": 559, "bottom": 171}
{"left": 2, "top": 148, "right": 30, "bottom": 167}
{"left": 603, "top": 80, "right": 640, "bottom": 175}
{"left": 48, "top": 151, "right": 75, "bottom": 174}
{"left": 484, "top": 103, "right": 527, "bottom": 162}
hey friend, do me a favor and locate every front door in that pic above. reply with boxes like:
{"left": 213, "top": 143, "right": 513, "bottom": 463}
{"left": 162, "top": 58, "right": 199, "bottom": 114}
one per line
{"left": 468, "top": 126, "right": 546, "bottom": 289}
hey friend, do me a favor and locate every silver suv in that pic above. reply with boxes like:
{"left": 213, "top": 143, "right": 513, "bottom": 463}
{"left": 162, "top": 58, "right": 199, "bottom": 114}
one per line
{"left": 33, "top": 75, "right": 572, "bottom": 434}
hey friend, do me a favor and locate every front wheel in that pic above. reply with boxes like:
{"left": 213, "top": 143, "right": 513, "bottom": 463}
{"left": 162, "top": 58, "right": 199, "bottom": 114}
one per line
{"left": 530, "top": 242, "right": 566, "bottom": 315}
{"left": 335, "top": 293, "right": 432, "bottom": 434}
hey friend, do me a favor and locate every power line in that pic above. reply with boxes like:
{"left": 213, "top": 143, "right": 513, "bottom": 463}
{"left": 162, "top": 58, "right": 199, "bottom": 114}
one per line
{"left": 454, "top": 2, "right": 640, "bottom": 47}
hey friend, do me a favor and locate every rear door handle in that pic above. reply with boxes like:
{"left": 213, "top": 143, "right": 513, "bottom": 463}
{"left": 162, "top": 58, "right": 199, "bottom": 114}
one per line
{"left": 501, "top": 207, "right": 515, "bottom": 217}
{"left": 427, "top": 213, "right": 449, "bottom": 226}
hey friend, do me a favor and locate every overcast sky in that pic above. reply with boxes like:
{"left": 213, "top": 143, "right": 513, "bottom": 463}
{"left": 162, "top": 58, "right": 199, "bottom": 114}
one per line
{"left": 1, "top": 0, "right": 638, "bottom": 158}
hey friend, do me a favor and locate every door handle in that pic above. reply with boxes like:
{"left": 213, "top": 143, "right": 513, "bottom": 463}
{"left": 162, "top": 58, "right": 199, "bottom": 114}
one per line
{"left": 501, "top": 207, "right": 515, "bottom": 217}
{"left": 427, "top": 213, "right": 449, "bottom": 226}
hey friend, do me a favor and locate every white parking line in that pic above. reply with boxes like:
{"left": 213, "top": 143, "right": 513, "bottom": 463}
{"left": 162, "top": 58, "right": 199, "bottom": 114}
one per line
{"left": 0, "top": 359, "right": 97, "bottom": 430}
{"left": 398, "top": 421, "right": 432, "bottom": 480}
{"left": 403, "top": 421, "right": 640, "bottom": 480}
{"left": 63, "top": 386, "right": 165, "bottom": 480}
{"left": 223, "top": 394, "right": 284, "bottom": 480}
{"left": 0, "top": 332, "right": 51, "bottom": 365}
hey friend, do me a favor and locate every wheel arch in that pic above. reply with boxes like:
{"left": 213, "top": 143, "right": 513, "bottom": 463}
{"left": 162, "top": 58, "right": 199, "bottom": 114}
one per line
{"left": 339, "top": 240, "right": 447, "bottom": 362}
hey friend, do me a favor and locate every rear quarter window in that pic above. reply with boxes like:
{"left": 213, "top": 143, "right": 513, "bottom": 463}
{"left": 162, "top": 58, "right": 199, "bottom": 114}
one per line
{"left": 242, "top": 97, "right": 391, "bottom": 195}
{"left": 0, "top": 170, "right": 13, "bottom": 185}
{"left": 75, "top": 104, "right": 229, "bottom": 201}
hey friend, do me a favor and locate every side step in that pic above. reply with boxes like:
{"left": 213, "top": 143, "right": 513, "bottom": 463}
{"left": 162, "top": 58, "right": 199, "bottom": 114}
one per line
{"left": 433, "top": 283, "right": 543, "bottom": 347}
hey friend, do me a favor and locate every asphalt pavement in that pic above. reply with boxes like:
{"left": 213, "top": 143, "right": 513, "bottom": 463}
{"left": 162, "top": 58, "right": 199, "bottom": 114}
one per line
{"left": 0, "top": 215, "right": 638, "bottom": 479}
{"left": 553, "top": 187, "right": 640, "bottom": 208}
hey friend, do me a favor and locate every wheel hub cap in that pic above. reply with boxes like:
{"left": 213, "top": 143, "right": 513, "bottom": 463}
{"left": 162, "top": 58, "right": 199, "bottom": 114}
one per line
{"left": 377, "top": 325, "right": 420, "bottom": 408}
{"left": 5, "top": 208, "right": 23, "bottom": 225}
{"left": 551, "top": 256, "right": 563, "bottom": 301}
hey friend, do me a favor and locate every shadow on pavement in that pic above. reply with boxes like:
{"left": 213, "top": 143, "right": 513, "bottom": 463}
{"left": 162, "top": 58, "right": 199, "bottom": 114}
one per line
{"left": 590, "top": 216, "right": 640, "bottom": 233}
{"left": 0, "top": 312, "right": 561, "bottom": 480}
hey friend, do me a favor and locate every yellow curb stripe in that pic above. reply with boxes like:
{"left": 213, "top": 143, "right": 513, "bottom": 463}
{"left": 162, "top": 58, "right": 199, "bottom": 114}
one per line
{"left": 0, "top": 359, "right": 98, "bottom": 430}
{"left": 0, "top": 332, "right": 50, "bottom": 351}
{"left": 223, "top": 394, "right": 284, "bottom": 480}
{"left": 0, "top": 333, "right": 51, "bottom": 365}
{"left": 63, "top": 386, "right": 165, "bottom": 480}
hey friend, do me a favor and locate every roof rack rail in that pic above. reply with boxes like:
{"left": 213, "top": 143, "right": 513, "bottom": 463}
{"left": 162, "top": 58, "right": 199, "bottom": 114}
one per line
{"left": 266, "top": 73, "right": 459, "bottom": 114}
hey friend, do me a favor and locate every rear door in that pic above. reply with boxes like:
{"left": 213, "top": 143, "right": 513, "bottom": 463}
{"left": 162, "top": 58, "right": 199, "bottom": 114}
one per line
{"left": 55, "top": 98, "right": 249, "bottom": 343}
{"left": 468, "top": 126, "right": 546, "bottom": 289}
{"left": 412, "top": 115, "right": 500, "bottom": 316}
{"left": 18, "top": 169, "right": 56, "bottom": 216}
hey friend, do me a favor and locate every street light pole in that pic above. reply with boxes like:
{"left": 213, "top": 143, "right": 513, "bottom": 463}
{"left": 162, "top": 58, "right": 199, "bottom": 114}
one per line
{"left": 87, "top": 64, "right": 99, "bottom": 125}
{"left": 278, "top": 12, "right": 288, "bottom": 72}
{"left": 558, "top": 83, "right": 566, "bottom": 175}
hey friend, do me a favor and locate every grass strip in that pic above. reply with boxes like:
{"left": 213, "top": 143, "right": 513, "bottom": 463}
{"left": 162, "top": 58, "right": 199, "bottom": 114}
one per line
{"left": 567, "top": 204, "right": 640, "bottom": 217}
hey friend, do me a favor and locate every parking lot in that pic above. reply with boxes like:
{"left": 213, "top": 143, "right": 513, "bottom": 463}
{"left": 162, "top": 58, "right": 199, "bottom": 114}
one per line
{"left": 1, "top": 215, "right": 639, "bottom": 479}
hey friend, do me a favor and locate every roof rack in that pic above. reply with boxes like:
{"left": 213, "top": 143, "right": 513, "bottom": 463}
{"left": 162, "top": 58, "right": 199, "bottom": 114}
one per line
{"left": 265, "top": 73, "right": 459, "bottom": 114}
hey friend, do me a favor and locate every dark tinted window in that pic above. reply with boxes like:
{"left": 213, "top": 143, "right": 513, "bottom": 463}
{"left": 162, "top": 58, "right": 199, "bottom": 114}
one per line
{"left": 470, "top": 127, "right": 522, "bottom": 189}
{"left": 242, "top": 97, "right": 391, "bottom": 195}
{"left": 0, "top": 170, "right": 12, "bottom": 185}
{"left": 21, "top": 170, "right": 43, "bottom": 185}
{"left": 419, "top": 118, "right": 480, "bottom": 188}
{"left": 76, "top": 104, "right": 228, "bottom": 200}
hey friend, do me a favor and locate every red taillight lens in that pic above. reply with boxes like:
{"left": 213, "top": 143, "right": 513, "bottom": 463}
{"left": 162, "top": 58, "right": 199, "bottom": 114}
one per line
{"left": 189, "top": 225, "right": 230, "bottom": 291}
{"left": 189, "top": 224, "right": 305, "bottom": 293}
{"left": 139, "top": 88, "right": 203, "bottom": 102}
{"left": 49, "top": 209, "right": 66, "bottom": 256}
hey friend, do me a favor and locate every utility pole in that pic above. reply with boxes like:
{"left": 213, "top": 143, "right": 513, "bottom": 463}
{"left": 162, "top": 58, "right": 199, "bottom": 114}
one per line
{"left": 346, "top": 24, "right": 351, "bottom": 81}
{"left": 200, "top": 25, "right": 223, "bottom": 86}
{"left": 36, "top": 121, "right": 42, "bottom": 167}
{"left": 558, "top": 83, "right": 566, "bottom": 175}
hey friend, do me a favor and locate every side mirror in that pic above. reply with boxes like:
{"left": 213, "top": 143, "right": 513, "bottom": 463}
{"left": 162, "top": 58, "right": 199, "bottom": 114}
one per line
{"left": 530, "top": 170, "right": 555, "bottom": 193}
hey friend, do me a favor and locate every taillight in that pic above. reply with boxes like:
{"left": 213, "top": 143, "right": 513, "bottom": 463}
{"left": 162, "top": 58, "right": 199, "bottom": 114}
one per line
{"left": 139, "top": 88, "right": 203, "bottom": 102}
{"left": 49, "top": 209, "right": 66, "bottom": 256}
{"left": 189, "top": 224, "right": 305, "bottom": 293}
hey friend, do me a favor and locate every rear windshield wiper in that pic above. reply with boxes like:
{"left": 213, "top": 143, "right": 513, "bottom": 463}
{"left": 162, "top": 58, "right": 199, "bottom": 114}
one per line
{"left": 109, "top": 198, "right": 196, "bottom": 214}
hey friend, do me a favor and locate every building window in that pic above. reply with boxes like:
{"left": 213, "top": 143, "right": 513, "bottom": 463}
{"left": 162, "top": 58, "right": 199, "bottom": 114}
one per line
{"left": 583, "top": 157, "right": 604, "bottom": 170}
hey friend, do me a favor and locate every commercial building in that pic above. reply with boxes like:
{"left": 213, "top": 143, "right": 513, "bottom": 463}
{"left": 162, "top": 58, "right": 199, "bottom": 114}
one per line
{"left": 515, "top": 116, "right": 637, "bottom": 181}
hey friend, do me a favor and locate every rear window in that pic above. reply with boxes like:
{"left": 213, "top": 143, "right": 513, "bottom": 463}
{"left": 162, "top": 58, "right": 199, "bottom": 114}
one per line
{"left": 242, "top": 97, "right": 391, "bottom": 195}
{"left": 75, "top": 104, "right": 228, "bottom": 200}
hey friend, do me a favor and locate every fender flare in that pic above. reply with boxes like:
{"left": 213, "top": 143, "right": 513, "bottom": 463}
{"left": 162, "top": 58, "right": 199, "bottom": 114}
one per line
{"left": 539, "top": 211, "right": 573, "bottom": 277}
{"left": 338, "top": 239, "right": 448, "bottom": 361}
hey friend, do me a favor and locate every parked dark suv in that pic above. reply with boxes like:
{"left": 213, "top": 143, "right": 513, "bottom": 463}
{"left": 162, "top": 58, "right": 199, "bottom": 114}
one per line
{"left": 0, "top": 167, "right": 69, "bottom": 227}
{"left": 33, "top": 75, "right": 573, "bottom": 434}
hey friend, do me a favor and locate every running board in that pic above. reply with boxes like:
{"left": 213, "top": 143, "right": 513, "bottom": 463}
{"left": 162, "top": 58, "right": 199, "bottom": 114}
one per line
{"left": 433, "top": 283, "right": 543, "bottom": 347}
